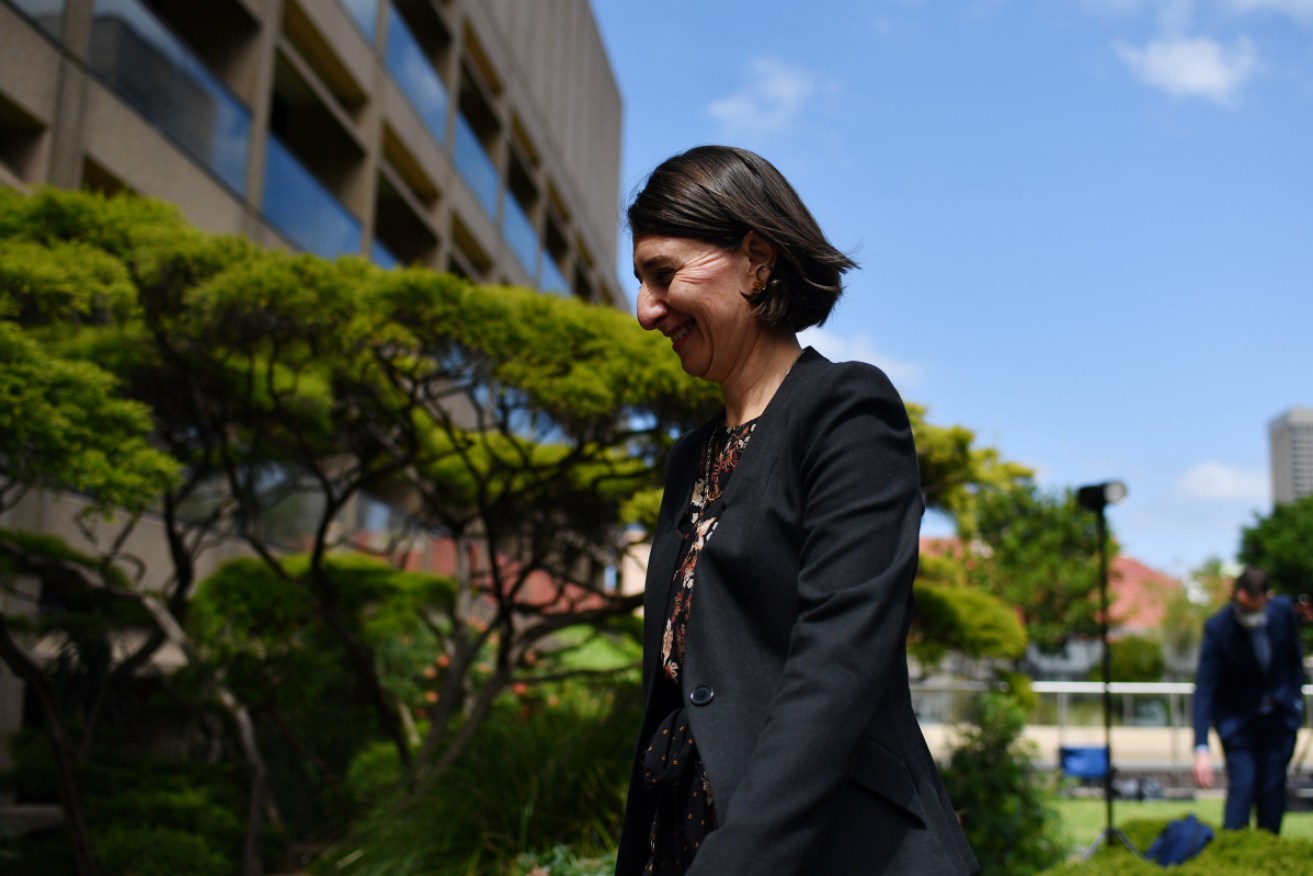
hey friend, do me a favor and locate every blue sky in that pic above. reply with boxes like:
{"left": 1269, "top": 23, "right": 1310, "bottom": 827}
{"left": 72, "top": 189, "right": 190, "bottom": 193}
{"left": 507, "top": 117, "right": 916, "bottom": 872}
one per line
{"left": 590, "top": 0, "right": 1313, "bottom": 579}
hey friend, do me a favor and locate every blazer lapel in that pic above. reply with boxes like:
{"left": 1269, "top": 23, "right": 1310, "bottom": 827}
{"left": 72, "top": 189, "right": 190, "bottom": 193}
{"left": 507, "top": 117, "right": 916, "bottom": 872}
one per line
{"left": 642, "top": 421, "right": 712, "bottom": 686}
{"left": 708, "top": 347, "right": 819, "bottom": 514}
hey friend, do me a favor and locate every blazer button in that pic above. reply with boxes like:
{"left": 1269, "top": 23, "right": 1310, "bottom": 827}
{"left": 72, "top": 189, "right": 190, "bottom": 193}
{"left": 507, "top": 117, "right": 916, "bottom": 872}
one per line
{"left": 689, "top": 685, "right": 714, "bottom": 706}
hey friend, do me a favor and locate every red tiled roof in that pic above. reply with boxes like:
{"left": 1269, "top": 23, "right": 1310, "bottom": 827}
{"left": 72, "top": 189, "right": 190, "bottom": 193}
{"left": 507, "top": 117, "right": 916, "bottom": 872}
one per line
{"left": 919, "top": 537, "right": 1182, "bottom": 635}
{"left": 1109, "top": 555, "right": 1182, "bottom": 633}
{"left": 919, "top": 536, "right": 966, "bottom": 558}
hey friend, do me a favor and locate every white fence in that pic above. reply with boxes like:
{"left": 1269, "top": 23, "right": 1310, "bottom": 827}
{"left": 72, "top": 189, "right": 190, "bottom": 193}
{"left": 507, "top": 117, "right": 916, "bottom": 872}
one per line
{"left": 911, "top": 681, "right": 1313, "bottom": 772}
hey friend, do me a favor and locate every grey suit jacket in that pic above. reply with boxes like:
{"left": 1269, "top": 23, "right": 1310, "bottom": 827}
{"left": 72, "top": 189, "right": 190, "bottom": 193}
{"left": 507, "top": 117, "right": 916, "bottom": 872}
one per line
{"left": 616, "top": 349, "right": 977, "bottom": 875}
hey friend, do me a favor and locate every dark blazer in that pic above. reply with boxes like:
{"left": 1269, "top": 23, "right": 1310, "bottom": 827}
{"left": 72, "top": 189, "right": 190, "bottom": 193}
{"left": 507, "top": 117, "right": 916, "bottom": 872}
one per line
{"left": 1193, "top": 595, "right": 1306, "bottom": 749}
{"left": 616, "top": 349, "right": 977, "bottom": 875}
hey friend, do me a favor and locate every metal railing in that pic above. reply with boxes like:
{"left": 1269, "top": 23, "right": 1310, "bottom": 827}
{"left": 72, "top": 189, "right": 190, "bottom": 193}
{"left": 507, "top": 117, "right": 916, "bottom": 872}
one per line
{"left": 912, "top": 680, "right": 1313, "bottom": 770}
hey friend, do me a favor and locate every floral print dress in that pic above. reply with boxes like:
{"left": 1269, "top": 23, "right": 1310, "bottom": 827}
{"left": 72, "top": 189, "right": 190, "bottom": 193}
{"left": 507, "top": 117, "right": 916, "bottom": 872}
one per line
{"left": 644, "top": 417, "right": 756, "bottom": 874}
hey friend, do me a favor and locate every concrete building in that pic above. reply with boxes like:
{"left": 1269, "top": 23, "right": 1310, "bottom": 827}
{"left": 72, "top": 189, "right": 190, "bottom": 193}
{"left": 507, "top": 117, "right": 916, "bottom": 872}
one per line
{"left": 0, "top": 0, "right": 623, "bottom": 305}
{"left": 1270, "top": 408, "right": 1313, "bottom": 506}
{"left": 0, "top": 0, "right": 624, "bottom": 787}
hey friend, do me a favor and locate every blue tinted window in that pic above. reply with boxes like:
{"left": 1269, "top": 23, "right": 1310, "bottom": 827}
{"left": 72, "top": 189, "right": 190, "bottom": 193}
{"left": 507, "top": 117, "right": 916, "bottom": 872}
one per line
{"left": 371, "top": 239, "right": 399, "bottom": 269}
{"left": 541, "top": 253, "right": 570, "bottom": 297}
{"left": 385, "top": 6, "right": 447, "bottom": 145}
{"left": 89, "top": 0, "right": 250, "bottom": 193}
{"left": 503, "top": 194, "right": 538, "bottom": 280}
{"left": 10, "top": 0, "right": 65, "bottom": 39}
{"left": 454, "top": 114, "right": 498, "bottom": 219}
{"left": 338, "top": 0, "right": 377, "bottom": 42}
{"left": 262, "top": 135, "right": 361, "bottom": 259}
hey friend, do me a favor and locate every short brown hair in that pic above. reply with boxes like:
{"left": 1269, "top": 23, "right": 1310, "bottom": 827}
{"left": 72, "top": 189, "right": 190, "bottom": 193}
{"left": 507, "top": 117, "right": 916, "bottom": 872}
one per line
{"left": 626, "top": 146, "right": 856, "bottom": 332}
{"left": 1234, "top": 567, "right": 1270, "bottom": 598}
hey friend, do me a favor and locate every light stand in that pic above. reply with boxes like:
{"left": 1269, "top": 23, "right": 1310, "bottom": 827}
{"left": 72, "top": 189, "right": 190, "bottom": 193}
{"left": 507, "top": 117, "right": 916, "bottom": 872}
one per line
{"left": 1076, "top": 481, "right": 1141, "bottom": 860}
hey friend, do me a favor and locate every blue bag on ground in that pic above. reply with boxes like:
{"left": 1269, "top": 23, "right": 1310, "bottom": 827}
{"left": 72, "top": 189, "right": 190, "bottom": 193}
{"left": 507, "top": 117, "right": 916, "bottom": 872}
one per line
{"left": 1145, "top": 813, "right": 1214, "bottom": 867}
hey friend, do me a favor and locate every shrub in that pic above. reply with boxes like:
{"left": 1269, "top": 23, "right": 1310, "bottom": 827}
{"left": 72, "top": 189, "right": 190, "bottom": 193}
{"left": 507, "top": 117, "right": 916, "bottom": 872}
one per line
{"left": 94, "top": 825, "right": 231, "bottom": 876}
{"left": 0, "top": 744, "right": 276, "bottom": 874}
{"left": 321, "top": 677, "right": 641, "bottom": 875}
{"left": 941, "top": 692, "right": 1066, "bottom": 875}
{"left": 1041, "top": 816, "right": 1313, "bottom": 874}
{"left": 1091, "top": 635, "right": 1164, "bottom": 683}
{"left": 510, "top": 845, "right": 616, "bottom": 876}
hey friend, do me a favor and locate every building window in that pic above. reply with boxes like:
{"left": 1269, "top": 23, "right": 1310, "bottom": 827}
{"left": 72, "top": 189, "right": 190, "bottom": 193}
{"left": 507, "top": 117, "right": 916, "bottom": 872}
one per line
{"left": 0, "top": 93, "right": 46, "bottom": 183}
{"left": 337, "top": 0, "right": 377, "bottom": 43}
{"left": 262, "top": 134, "right": 361, "bottom": 259}
{"left": 454, "top": 112, "right": 497, "bottom": 220}
{"left": 540, "top": 252, "right": 570, "bottom": 297}
{"left": 542, "top": 212, "right": 571, "bottom": 297}
{"left": 9, "top": 0, "right": 64, "bottom": 40}
{"left": 88, "top": 0, "right": 251, "bottom": 193}
{"left": 373, "top": 167, "right": 437, "bottom": 267}
{"left": 385, "top": 3, "right": 449, "bottom": 147}
{"left": 371, "top": 239, "right": 398, "bottom": 269}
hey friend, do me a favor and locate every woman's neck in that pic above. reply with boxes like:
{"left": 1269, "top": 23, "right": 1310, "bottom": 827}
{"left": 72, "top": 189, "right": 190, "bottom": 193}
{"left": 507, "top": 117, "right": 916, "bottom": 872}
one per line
{"left": 721, "top": 333, "right": 803, "bottom": 427}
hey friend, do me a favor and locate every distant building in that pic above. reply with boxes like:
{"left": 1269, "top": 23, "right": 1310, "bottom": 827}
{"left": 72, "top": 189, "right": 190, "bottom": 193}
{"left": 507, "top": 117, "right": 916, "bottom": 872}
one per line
{"left": 0, "top": 0, "right": 623, "bottom": 305}
{"left": 1270, "top": 408, "right": 1313, "bottom": 506}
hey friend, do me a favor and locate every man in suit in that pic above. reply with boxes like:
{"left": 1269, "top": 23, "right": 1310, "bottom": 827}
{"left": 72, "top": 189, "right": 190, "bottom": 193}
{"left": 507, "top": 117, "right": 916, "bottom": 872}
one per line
{"left": 1193, "top": 567, "right": 1307, "bottom": 832}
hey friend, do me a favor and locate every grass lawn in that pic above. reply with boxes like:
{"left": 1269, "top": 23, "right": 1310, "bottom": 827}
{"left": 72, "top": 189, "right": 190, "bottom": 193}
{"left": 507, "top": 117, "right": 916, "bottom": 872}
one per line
{"left": 1051, "top": 795, "right": 1313, "bottom": 858}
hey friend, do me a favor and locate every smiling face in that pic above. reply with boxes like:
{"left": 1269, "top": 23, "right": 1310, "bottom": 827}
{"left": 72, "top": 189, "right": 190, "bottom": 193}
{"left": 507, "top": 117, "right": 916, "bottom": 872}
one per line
{"left": 633, "top": 233, "right": 772, "bottom": 386}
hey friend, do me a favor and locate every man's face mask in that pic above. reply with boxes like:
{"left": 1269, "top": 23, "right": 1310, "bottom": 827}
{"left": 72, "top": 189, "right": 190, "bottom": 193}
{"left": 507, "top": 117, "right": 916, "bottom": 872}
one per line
{"left": 1232, "top": 589, "right": 1270, "bottom": 629}
{"left": 1233, "top": 605, "right": 1267, "bottom": 630}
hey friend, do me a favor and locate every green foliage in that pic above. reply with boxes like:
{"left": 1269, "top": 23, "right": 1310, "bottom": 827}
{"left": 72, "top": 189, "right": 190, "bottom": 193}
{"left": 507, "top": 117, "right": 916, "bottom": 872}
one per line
{"left": 1042, "top": 817, "right": 1313, "bottom": 874}
{"left": 324, "top": 678, "right": 640, "bottom": 875}
{"left": 0, "top": 737, "right": 267, "bottom": 875}
{"left": 0, "top": 185, "right": 186, "bottom": 257}
{"left": 188, "top": 554, "right": 455, "bottom": 835}
{"left": 0, "top": 237, "right": 136, "bottom": 323}
{"left": 510, "top": 846, "right": 616, "bottom": 876}
{"left": 1240, "top": 494, "right": 1313, "bottom": 598}
{"left": 1092, "top": 634, "right": 1164, "bottom": 682}
{"left": 190, "top": 553, "right": 456, "bottom": 659}
{"left": 941, "top": 693, "right": 1066, "bottom": 876}
{"left": 1159, "top": 558, "right": 1231, "bottom": 675}
{"left": 906, "top": 402, "right": 1033, "bottom": 527}
{"left": 968, "top": 483, "right": 1106, "bottom": 653}
{"left": 911, "top": 575, "right": 1028, "bottom": 668}
{"left": 0, "top": 526, "right": 133, "bottom": 591}
{"left": 94, "top": 826, "right": 231, "bottom": 876}
{"left": 0, "top": 321, "right": 178, "bottom": 512}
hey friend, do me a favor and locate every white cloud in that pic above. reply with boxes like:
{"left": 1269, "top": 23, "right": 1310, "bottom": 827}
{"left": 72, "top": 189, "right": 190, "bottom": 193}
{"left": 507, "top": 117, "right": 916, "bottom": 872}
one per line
{"left": 1174, "top": 460, "right": 1269, "bottom": 502}
{"left": 1114, "top": 35, "right": 1258, "bottom": 106}
{"left": 798, "top": 326, "right": 924, "bottom": 387}
{"left": 706, "top": 58, "right": 819, "bottom": 143}
{"left": 1081, "top": 0, "right": 1193, "bottom": 26}
{"left": 1224, "top": 0, "right": 1313, "bottom": 22}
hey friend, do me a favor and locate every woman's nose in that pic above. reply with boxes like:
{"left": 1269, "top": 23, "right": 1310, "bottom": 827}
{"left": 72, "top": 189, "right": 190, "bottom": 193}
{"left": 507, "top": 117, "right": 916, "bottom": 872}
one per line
{"left": 636, "top": 285, "right": 664, "bottom": 331}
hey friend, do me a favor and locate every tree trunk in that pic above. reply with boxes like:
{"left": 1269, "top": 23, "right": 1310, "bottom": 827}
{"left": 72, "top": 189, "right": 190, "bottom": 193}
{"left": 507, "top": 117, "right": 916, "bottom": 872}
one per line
{"left": 134, "top": 594, "right": 285, "bottom": 869}
{"left": 0, "top": 614, "right": 101, "bottom": 876}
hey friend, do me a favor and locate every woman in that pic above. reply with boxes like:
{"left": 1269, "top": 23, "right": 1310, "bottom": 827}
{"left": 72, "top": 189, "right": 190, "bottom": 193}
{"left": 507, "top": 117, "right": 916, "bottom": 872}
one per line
{"left": 616, "top": 146, "right": 977, "bottom": 875}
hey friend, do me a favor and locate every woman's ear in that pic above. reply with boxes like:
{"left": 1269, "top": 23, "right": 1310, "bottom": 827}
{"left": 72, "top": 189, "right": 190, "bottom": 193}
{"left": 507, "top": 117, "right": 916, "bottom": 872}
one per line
{"left": 740, "top": 231, "right": 777, "bottom": 274}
